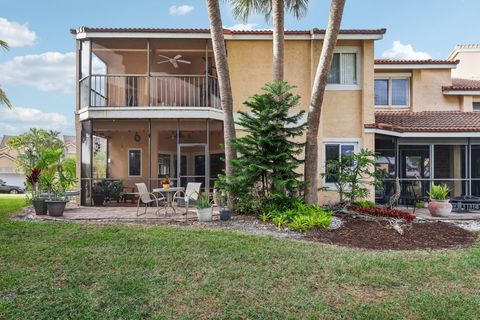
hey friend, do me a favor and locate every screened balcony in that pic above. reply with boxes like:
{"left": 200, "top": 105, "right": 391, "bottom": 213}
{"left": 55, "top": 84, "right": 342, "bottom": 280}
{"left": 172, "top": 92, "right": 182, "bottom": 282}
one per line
{"left": 78, "top": 38, "right": 220, "bottom": 109}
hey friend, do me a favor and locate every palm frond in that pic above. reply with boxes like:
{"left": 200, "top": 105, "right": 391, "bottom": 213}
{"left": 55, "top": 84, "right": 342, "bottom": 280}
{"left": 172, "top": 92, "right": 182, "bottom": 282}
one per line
{"left": 0, "top": 39, "right": 9, "bottom": 51}
{"left": 0, "top": 87, "right": 13, "bottom": 109}
{"left": 228, "top": 0, "right": 270, "bottom": 22}
{"left": 285, "top": 0, "right": 308, "bottom": 19}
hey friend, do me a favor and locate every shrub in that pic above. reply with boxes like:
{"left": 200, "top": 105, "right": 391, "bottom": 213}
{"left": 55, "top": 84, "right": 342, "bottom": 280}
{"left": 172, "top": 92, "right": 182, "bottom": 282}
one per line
{"left": 347, "top": 205, "right": 416, "bottom": 221}
{"left": 428, "top": 184, "right": 450, "bottom": 200}
{"left": 263, "top": 200, "right": 333, "bottom": 232}
{"left": 352, "top": 200, "right": 375, "bottom": 209}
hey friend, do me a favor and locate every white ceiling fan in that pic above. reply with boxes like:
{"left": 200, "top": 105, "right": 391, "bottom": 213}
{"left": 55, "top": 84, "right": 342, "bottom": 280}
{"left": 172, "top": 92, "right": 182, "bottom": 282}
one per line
{"left": 157, "top": 54, "right": 191, "bottom": 68}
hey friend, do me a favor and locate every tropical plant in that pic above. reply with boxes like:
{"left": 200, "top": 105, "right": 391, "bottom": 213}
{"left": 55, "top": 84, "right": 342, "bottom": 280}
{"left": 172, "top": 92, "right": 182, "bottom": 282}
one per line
{"left": 196, "top": 192, "right": 212, "bottom": 209}
{"left": 229, "top": 0, "right": 308, "bottom": 81}
{"left": 323, "top": 149, "right": 383, "bottom": 204}
{"left": 0, "top": 38, "right": 12, "bottom": 109}
{"left": 304, "top": 0, "right": 347, "bottom": 204}
{"left": 224, "top": 82, "right": 306, "bottom": 211}
{"left": 26, "top": 168, "right": 42, "bottom": 200}
{"left": 347, "top": 205, "right": 416, "bottom": 222}
{"left": 428, "top": 184, "right": 450, "bottom": 200}
{"left": 205, "top": 0, "right": 238, "bottom": 207}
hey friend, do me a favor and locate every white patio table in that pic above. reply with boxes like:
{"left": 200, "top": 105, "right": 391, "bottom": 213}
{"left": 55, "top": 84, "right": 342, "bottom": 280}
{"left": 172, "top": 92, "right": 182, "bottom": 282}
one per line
{"left": 152, "top": 187, "right": 185, "bottom": 214}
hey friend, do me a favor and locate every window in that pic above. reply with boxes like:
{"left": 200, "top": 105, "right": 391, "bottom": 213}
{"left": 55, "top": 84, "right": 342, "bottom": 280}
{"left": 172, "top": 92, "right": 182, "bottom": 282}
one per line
{"left": 375, "top": 77, "right": 409, "bottom": 107}
{"left": 473, "top": 102, "right": 480, "bottom": 111}
{"left": 324, "top": 143, "right": 356, "bottom": 183}
{"left": 128, "top": 149, "right": 142, "bottom": 177}
{"left": 327, "top": 52, "right": 357, "bottom": 85}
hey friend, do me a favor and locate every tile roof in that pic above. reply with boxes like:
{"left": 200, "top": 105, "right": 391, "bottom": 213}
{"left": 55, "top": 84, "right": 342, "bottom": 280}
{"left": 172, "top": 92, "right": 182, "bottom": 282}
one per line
{"left": 70, "top": 27, "right": 387, "bottom": 36}
{"left": 442, "top": 78, "right": 480, "bottom": 91}
{"left": 366, "top": 111, "right": 480, "bottom": 132}
{"left": 375, "top": 59, "right": 459, "bottom": 65}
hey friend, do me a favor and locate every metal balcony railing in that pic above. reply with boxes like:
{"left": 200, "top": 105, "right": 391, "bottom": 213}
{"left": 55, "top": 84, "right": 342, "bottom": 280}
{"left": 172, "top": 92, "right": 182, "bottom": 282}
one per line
{"left": 79, "top": 74, "right": 220, "bottom": 109}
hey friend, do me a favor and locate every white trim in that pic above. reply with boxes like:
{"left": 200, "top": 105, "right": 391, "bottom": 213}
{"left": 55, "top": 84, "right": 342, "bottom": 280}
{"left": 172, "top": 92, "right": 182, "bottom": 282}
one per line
{"left": 77, "top": 107, "right": 224, "bottom": 121}
{"left": 374, "top": 64, "right": 457, "bottom": 70}
{"left": 365, "top": 128, "right": 480, "bottom": 138}
{"left": 448, "top": 47, "right": 480, "bottom": 60}
{"left": 375, "top": 72, "right": 411, "bottom": 78}
{"left": 76, "top": 32, "right": 384, "bottom": 41}
{"left": 326, "top": 47, "right": 362, "bottom": 91}
{"left": 322, "top": 139, "right": 361, "bottom": 188}
{"left": 443, "top": 90, "right": 480, "bottom": 96}
{"left": 127, "top": 148, "right": 142, "bottom": 177}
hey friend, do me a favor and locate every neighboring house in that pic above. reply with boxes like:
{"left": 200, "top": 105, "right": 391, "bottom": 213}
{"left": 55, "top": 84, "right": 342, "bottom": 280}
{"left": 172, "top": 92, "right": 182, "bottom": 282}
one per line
{"left": 71, "top": 26, "right": 480, "bottom": 206}
{"left": 0, "top": 135, "right": 76, "bottom": 188}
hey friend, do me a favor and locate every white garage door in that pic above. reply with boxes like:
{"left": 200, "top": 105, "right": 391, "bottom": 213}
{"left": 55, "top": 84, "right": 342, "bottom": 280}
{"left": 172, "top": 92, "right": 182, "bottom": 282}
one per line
{"left": 0, "top": 174, "right": 25, "bottom": 188}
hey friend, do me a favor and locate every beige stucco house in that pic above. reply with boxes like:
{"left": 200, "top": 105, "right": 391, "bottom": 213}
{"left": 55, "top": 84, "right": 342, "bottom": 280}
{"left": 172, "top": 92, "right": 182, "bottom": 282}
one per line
{"left": 72, "top": 26, "right": 480, "bottom": 206}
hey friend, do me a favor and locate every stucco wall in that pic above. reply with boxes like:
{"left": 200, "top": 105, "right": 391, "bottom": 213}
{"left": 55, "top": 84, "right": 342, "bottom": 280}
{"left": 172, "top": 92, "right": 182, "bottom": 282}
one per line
{"left": 452, "top": 50, "right": 480, "bottom": 80}
{"left": 411, "top": 69, "right": 460, "bottom": 111}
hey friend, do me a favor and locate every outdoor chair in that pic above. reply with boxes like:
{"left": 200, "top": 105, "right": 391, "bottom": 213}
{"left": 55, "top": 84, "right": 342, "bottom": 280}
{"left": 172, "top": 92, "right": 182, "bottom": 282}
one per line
{"left": 173, "top": 183, "right": 202, "bottom": 216}
{"left": 135, "top": 183, "right": 166, "bottom": 216}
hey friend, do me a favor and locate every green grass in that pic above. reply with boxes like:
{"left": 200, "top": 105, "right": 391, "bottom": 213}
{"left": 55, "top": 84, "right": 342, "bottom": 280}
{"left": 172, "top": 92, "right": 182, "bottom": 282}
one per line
{"left": 0, "top": 194, "right": 479, "bottom": 319}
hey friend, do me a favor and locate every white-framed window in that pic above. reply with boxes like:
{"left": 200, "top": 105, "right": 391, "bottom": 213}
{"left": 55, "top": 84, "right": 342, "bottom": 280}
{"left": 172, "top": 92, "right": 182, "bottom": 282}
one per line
{"left": 128, "top": 148, "right": 142, "bottom": 177}
{"left": 323, "top": 141, "right": 359, "bottom": 184}
{"left": 374, "top": 74, "right": 410, "bottom": 108}
{"left": 326, "top": 47, "right": 361, "bottom": 90}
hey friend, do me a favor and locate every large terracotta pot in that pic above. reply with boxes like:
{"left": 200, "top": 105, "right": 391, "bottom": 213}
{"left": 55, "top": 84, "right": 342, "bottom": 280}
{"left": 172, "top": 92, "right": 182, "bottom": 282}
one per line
{"left": 427, "top": 199, "right": 452, "bottom": 217}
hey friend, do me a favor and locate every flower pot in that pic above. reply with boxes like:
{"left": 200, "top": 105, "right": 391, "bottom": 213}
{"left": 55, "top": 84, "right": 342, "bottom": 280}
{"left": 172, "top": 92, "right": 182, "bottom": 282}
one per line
{"left": 428, "top": 199, "right": 452, "bottom": 217}
{"left": 92, "top": 194, "right": 105, "bottom": 206}
{"left": 46, "top": 200, "right": 67, "bottom": 217}
{"left": 219, "top": 209, "right": 231, "bottom": 221}
{"left": 162, "top": 184, "right": 170, "bottom": 189}
{"left": 197, "top": 207, "right": 213, "bottom": 222}
{"left": 32, "top": 198, "right": 48, "bottom": 215}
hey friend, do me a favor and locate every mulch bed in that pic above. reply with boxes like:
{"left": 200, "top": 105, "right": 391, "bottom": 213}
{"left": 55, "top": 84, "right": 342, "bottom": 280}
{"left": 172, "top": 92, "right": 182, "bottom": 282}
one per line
{"left": 304, "top": 214, "right": 478, "bottom": 251}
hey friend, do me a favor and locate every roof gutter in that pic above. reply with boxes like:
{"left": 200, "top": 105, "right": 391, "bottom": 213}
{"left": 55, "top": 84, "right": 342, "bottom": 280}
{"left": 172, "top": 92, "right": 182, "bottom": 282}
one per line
{"left": 365, "top": 127, "right": 480, "bottom": 138}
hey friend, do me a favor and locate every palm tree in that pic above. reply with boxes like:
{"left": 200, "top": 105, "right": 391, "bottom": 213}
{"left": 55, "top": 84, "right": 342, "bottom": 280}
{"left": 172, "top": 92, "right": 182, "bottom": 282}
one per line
{"left": 0, "top": 39, "right": 12, "bottom": 109}
{"left": 304, "top": 0, "right": 346, "bottom": 204}
{"left": 229, "top": 0, "right": 308, "bottom": 82}
{"left": 205, "top": 0, "right": 237, "bottom": 205}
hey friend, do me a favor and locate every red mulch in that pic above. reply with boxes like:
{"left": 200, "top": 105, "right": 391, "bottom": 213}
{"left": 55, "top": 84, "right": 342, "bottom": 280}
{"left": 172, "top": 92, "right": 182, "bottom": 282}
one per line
{"left": 304, "top": 214, "right": 478, "bottom": 251}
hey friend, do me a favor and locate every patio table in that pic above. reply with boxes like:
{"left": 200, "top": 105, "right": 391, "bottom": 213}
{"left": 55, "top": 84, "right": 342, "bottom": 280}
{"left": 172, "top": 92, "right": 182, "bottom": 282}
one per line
{"left": 153, "top": 187, "right": 185, "bottom": 214}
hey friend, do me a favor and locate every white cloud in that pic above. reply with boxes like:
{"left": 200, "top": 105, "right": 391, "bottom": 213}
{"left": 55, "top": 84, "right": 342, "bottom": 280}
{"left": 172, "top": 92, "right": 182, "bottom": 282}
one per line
{"left": 0, "top": 52, "right": 75, "bottom": 93}
{"left": 0, "top": 17, "right": 36, "bottom": 47}
{"left": 381, "top": 41, "right": 432, "bottom": 60}
{"left": 0, "top": 107, "right": 71, "bottom": 135}
{"left": 169, "top": 5, "right": 194, "bottom": 16}
{"left": 226, "top": 23, "right": 258, "bottom": 31}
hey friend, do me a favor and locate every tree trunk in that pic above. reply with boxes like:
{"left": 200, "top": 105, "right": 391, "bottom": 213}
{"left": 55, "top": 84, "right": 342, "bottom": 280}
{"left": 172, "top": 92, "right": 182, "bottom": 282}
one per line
{"left": 205, "top": 0, "right": 237, "bottom": 206}
{"left": 272, "top": 0, "right": 285, "bottom": 82}
{"left": 304, "top": 0, "right": 346, "bottom": 205}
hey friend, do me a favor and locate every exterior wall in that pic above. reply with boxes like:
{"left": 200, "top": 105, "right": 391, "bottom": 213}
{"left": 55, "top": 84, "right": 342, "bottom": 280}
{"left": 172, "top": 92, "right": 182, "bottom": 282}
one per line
{"left": 451, "top": 50, "right": 480, "bottom": 80}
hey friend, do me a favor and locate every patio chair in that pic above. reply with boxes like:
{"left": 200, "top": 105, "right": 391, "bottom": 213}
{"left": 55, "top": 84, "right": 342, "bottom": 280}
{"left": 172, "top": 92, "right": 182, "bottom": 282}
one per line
{"left": 135, "top": 183, "right": 166, "bottom": 216}
{"left": 173, "top": 183, "right": 202, "bottom": 218}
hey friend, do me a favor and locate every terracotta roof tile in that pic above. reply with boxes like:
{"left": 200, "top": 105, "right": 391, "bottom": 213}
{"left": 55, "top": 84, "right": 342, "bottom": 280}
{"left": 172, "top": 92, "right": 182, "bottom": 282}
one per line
{"left": 70, "top": 27, "right": 387, "bottom": 36}
{"left": 442, "top": 78, "right": 480, "bottom": 91}
{"left": 375, "top": 59, "right": 459, "bottom": 65}
{"left": 366, "top": 111, "right": 480, "bottom": 132}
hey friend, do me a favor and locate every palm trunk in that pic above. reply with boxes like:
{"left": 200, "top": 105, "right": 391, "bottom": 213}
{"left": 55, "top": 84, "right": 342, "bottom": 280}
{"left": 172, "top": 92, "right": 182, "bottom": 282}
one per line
{"left": 205, "top": 0, "right": 237, "bottom": 207}
{"left": 272, "top": 0, "right": 285, "bottom": 82}
{"left": 304, "top": 0, "right": 346, "bottom": 205}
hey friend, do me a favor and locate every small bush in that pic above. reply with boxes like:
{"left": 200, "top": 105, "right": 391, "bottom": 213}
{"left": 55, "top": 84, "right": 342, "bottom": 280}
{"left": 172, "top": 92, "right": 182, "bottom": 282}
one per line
{"left": 428, "top": 184, "right": 450, "bottom": 200}
{"left": 262, "top": 200, "right": 332, "bottom": 232}
{"left": 352, "top": 200, "right": 375, "bottom": 209}
{"left": 347, "top": 205, "right": 416, "bottom": 221}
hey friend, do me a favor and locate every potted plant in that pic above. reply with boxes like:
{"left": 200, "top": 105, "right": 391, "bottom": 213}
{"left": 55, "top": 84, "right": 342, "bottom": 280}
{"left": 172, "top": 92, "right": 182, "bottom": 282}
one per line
{"left": 427, "top": 184, "right": 452, "bottom": 216}
{"left": 92, "top": 182, "right": 105, "bottom": 206}
{"left": 44, "top": 178, "right": 68, "bottom": 217}
{"left": 27, "top": 168, "right": 47, "bottom": 215}
{"left": 196, "top": 192, "right": 213, "bottom": 222}
{"left": 219, "top": 191, "right": 231, "bottom": 221}
{"left": 161, "top": 176, "right": 171, "bottom": 189}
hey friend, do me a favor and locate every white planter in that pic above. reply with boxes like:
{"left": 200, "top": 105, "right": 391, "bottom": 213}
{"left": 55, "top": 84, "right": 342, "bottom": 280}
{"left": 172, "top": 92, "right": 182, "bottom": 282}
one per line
{"left": 197, "top": 207, "right": 213, "bottom": 222}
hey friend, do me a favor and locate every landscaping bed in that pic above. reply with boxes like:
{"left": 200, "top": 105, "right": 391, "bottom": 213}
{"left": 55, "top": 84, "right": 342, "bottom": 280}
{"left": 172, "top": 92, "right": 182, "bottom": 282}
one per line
{"left": 304, "top": 214, "right": 478, "bottom": 251}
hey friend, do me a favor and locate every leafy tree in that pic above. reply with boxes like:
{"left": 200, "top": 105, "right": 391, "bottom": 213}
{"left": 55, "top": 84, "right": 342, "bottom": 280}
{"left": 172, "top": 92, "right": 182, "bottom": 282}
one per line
{"left": 0, "top": 38, "right": 12, "bottom": 109}
{"left": 225, "top": 81, "right": 306, "bottom": 210}
{"left": 323, "top": 149, "right": 383, "bottom": 204}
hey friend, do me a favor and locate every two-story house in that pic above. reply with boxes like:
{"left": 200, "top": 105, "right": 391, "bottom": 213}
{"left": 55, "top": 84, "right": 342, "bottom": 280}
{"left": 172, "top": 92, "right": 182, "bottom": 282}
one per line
{"left": 72, "top": 26, "right": 480, "bottom": 206}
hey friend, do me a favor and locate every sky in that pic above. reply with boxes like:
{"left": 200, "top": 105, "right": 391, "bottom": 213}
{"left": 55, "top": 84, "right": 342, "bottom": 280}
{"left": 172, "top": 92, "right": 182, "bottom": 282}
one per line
{"left": 0, "top": 0, "right": 479, "bottom": 136}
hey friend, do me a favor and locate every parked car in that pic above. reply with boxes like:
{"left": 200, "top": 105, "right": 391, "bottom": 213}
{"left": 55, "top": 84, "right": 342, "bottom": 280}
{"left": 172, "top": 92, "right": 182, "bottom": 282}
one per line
{"left": 0, "top": 179, "right": 25, "bottom": 194}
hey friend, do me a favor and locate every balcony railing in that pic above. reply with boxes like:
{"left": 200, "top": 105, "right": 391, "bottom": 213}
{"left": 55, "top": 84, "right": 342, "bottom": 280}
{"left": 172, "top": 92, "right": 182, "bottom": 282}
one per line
{"left": 80, "top": 74, "right": 220, "bottom": 109}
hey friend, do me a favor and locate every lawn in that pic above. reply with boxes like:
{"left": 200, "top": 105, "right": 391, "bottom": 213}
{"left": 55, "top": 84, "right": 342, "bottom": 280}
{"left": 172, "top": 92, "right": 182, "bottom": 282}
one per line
{"left": 0, "top": 195, "right": 479, "bottom": 319}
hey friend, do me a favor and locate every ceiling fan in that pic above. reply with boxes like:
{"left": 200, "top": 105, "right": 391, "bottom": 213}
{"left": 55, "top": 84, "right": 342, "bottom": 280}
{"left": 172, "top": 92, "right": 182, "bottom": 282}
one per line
{"left": 157, "top": 54, "right": 191, "bottom": 68}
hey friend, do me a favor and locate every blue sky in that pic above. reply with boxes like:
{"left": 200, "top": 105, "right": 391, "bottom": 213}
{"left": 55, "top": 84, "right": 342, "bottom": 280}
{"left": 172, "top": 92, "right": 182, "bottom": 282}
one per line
{"left": 1, "top": 0, "right": 479, "bottom": 136}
